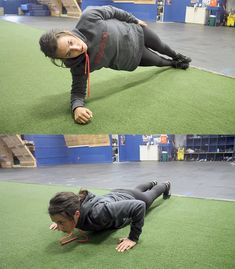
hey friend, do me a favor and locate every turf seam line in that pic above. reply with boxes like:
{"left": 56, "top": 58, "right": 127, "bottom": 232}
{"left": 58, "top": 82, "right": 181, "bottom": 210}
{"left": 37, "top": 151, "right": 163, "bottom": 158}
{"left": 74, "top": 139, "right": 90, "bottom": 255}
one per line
{"left": 174, "top": 194, "right": 235, "bottom": 203}
{"left": 191, "top": 65, "right": 235, "bottom": 79}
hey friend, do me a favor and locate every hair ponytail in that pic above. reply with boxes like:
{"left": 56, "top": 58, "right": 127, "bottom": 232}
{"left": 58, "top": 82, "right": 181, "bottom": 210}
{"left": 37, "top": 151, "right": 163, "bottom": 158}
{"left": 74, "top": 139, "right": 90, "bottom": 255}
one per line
{"left": 78, "top": 189, "right": 88, "bottom": 203}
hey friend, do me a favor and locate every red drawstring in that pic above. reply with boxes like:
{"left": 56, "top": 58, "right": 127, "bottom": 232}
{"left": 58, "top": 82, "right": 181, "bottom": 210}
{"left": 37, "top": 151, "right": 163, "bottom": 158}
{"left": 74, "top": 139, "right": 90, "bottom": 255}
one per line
{"left": 84, "top": 52, "right": 90, "bottom": 97}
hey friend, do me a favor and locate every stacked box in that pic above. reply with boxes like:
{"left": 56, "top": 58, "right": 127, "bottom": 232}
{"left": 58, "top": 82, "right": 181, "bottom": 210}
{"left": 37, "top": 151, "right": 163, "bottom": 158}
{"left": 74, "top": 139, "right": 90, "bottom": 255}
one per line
{"left": 61, "top": 0, "right": 81, "bottom": 17}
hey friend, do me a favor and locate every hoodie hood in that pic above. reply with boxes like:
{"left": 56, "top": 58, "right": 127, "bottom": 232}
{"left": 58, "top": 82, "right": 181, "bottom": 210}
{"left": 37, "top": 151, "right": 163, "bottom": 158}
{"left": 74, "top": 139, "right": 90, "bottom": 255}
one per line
{"left": 76, "top": 192, "right": 98, "bottom": 229}
{"left": 64, "top": 54, "right": 85, "bottom": 68}
{"left": 71, "top": 28, "right": 88, "bottom": 44}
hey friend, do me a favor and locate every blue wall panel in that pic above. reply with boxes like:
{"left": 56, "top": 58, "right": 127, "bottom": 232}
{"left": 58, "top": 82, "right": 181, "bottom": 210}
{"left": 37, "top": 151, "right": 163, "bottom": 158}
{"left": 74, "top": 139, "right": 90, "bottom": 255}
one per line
{"left": 67, "top": 146, "right": 112, "bottom": 164}
{"left": 112, "top": 3, "right": 157, "bottom": 21}
{"left": 1, "top": 0, "right": 19, "bottom": 14}
{"left": 0, "top": 0, "right": 37, "bottom": 14}
{"left": 81, "top": 0, "right": 114, "bottom": 9}
{"left": 24, "top": 135, "right": 112, "bottom": 166}
{"left": 24, "top": 135, "right": 69, "bottom": 166}
{"left": 35, "top": 157, "right": 69, "bottom": 166}
{"left": 119, "top": 135, "right": 143, "bottom": 162}
{"left": 81, "top": 0, "right": 157, "bottom": 22}
{"left": 164, "top": 0, "right": 191, "bottom": 22}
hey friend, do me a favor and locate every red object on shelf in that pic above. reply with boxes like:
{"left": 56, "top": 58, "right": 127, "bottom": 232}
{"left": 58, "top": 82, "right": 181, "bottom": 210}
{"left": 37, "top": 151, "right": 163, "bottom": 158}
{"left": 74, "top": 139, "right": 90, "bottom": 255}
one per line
{"left": 160, "top": 134, "right": 168, "bottom": 144}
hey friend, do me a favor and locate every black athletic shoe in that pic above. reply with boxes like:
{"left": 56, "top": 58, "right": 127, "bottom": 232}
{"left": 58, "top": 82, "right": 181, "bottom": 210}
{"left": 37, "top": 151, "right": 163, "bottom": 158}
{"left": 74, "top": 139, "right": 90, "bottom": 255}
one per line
{"left": 172, "top": 60, "right": 189, "bottom": 70}
{"left": 174, "top": 53, "right": 192, "bottom": 63}
{"left": 151, "top": 180, "right": 158, "bottom": 188}
{"left": 163, "top": 181, "right": 171, "bottom": 199}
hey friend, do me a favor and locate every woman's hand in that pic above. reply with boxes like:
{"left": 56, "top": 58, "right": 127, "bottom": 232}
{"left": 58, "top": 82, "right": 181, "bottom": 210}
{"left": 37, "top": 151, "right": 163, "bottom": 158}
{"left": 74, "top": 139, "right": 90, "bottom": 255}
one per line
{"left": 49, "top": 223, "right": 58, "bottom": 231}
{"left": 116, "top": 238, "right": 137, "bottom": 252}
{"left": 74, "top": 107, "right": 93, "bottom": 124}
{"left": 137, "top": 19, "right": 147, "bottom": 27}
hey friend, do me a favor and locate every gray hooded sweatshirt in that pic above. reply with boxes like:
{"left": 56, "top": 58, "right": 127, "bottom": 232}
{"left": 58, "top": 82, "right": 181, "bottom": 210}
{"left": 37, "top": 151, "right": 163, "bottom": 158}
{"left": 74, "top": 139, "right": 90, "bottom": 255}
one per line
{"left": 64, "top": 5, "right": 145, "bottom": 111}
{"left": 76, "top": 191, "right": 146, "bottom": 242}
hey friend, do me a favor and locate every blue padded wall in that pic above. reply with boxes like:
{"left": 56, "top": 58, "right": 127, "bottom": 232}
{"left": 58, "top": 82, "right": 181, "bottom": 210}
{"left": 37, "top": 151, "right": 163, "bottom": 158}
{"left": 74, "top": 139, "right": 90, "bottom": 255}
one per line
{"left": 23, "top": 135, "right": 69, "bottom": 166}
{"left": 81, "top": 0, "right": 111, "bottom": 9}
{"left": 164, "top": 0, "right": 191, "bottom": 22}
{"left": 0, "top": 0, "right": 37, "bottom": 15}
{"left": 1, "top": 0, "right": 20, "bottom": 14}
{"left": 81, "top": 0, "right": 157, "bottom": 22}
{"left": 112, "top": 2, "right": 157, "bottom": 21}
{"left": 119, "top": 135, "right": 143, "bottom": 162}
{"left": 67, "top": 145, "right": 112, "bottom": 164}
{"left": 24, "top": 135, "right": 112, "bottom": 166}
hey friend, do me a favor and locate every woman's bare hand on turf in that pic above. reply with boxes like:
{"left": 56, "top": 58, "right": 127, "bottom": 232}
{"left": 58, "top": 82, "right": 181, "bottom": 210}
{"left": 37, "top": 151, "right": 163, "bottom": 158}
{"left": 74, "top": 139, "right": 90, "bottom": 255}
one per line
{"left": 49, "top": 223, "right": 58, "bottom": 231}
{"left": 74, "top": 107, "right": 93, "bottom": 124}
{"left": 137, "top": 19, "right": 147, "bottom": 27}
{"left": 116, "top": 238, "right": 137, "bottom": 252}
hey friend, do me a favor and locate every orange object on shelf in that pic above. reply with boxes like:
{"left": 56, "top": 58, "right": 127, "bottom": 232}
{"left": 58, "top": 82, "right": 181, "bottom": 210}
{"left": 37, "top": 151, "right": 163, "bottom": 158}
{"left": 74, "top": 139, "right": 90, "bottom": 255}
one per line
{"left": 210, "top": 0, "right": 217, "bottom": 7}
{"left": 160, "top": 134, "right": 168, "bottom": 144}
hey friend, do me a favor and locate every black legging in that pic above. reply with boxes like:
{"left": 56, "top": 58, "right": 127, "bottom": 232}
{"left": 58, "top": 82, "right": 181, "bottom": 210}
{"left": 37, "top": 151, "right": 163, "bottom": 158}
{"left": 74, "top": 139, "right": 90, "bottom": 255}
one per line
{"left": 139, "top": 27, "right": 177, "bottom": 67}
{"left": 113, "top": 182, "right": 167, "bottom": 210}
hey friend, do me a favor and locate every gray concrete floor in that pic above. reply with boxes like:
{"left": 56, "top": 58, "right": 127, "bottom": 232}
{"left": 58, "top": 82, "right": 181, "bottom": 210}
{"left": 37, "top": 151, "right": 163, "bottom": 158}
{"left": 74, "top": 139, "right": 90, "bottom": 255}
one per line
{"left": 1, "top": 15, "right": 235, "bottom": 77}
{"left": 0, "top": 161, "right": 235, "bottom": 201}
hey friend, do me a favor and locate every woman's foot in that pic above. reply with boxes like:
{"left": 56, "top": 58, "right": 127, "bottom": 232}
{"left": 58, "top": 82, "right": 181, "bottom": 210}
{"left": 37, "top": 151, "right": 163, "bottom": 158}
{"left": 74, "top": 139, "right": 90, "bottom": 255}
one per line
{"left": 163, "top": 181, "right": 171, "bottom": 199}
{"left": 172, "top": 53, "right": 191, "bottom": 69}
{"left": 174, "top": 53, "right": 192, "bottom": 63}
{"left": 172, "top": 60, "right": 189, "bottom": 70}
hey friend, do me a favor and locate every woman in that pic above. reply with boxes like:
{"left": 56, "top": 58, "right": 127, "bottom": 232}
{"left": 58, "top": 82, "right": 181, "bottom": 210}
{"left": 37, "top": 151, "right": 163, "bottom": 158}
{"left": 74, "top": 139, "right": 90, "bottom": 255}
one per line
{"left": 39, "top": 5, "right": 191, "bottom": 124}
{"left": 49, "top": 180, "right": 171, "bottom": 252}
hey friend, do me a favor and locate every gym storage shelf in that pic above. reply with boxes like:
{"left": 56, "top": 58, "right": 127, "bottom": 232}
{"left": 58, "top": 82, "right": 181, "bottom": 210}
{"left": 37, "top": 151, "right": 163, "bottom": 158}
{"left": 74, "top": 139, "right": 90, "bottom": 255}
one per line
{"left": 184, "top": 135, "right": 235, "bottom": 161}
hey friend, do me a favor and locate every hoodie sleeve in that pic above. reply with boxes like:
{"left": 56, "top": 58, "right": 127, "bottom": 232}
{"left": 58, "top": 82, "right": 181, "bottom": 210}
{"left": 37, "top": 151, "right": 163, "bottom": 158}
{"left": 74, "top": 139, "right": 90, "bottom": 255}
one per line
{"left": 84, "top": 5, "right": 139, "bottom": 24}
{"left": 92, "top": 200, "right": 146, "bottom": 242}
{"left": 70, "top": 66, "right": 87, "bottom": 111}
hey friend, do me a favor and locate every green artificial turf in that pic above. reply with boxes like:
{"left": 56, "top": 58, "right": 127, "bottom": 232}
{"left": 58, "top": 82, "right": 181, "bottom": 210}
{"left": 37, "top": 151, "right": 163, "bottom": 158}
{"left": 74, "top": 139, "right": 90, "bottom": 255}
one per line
{"left": 1, "top": 20, "right": 235, "bottom": 134}
{"left": 0, "top": 181, "right": 235, "bottom": 269}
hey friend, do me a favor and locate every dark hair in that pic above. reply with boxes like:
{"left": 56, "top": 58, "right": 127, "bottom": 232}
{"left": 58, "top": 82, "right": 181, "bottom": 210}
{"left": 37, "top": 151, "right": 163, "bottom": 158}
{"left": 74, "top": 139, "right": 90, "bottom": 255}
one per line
{"left": 39, "top": 30, "right": 73, "bottom": 67}
{"left": 39, "top": 30, "right": 58, "bottom": 58}
{"left": 48, "top": 189, "right": 88, "bottom": 219}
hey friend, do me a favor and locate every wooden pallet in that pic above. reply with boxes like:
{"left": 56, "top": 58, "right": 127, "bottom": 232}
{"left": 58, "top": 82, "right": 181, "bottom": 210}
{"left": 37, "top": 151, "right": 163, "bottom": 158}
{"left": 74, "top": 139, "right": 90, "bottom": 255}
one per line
{"left": 0, "top": 135, "right": 36, "bottom": 168}
{"left": 61, "top": 0, "right": 82, "bottom": 17}
{"left": 0, "top": 138, "right": 14, "bottom": 168}
{"left": 64, "top": 135, "right": 110, "bottom": 147}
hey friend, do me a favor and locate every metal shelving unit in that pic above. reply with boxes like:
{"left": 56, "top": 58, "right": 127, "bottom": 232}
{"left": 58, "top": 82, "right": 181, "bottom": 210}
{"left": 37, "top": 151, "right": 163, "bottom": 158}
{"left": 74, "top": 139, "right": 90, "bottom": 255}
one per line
{"left": 184, "top": 135, "right": 235, "bottom": 161}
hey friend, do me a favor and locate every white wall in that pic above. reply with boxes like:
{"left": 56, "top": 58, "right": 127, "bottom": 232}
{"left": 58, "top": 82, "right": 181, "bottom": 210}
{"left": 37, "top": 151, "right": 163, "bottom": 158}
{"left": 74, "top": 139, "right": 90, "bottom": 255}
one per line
{"left": 226, "top": 0, "right": 235, "bottom": 12}
{"left": 175, "top": 135, "right": 187, "bottom": 148}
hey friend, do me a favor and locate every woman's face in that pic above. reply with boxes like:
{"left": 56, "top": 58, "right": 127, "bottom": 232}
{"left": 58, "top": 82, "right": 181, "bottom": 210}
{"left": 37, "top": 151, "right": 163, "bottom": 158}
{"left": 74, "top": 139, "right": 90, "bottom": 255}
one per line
{"left": 51, "top": 214, "right": 76, "bottom": 234}
{"left": 56, "top": 34, "right": 87, "bottom": 59}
